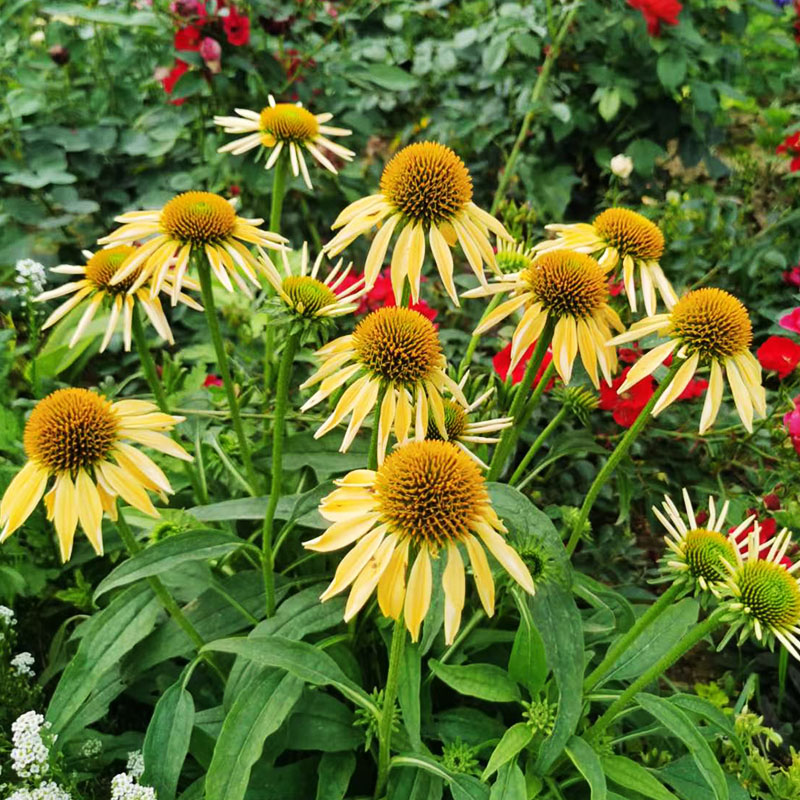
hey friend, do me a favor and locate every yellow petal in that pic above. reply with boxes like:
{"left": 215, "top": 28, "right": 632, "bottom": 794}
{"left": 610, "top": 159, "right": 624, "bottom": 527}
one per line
{"left": 404, "top": 546, "right": 433, "bottom": 642}
{"left": 0, "top": 462, "right": 49, "bottom": 542}
{"left": 725, "top": 357, "right": 753, "bottom": 433}
{"left": 390, "top": 223, "right": 414, "bottom": 302}
{"left": 430, "top": 224, "right": 457, "bottom": 305}
{"left": 405, "top": 224, "right": 426, "bottom": 304}
{"left": 442, "top": 543, "right": 465, "bottom": 645}
{"left": 53, "top": 472, "right": 79, "bottom": 562}
{"left": 320, "top": 525, "right": 387, "bottom": 601}
{"left": 475, "top": 521, "right": 534, "bottom": 595}
{"left": 75, "top": 469, "right": 104, "bottom": 556}
{"left": 378, "top": 538, "right": 409, "bottom": 620}
{"left": 96, "top": 461, "right": 158, "bottom": 518}
{"left": 463, "top": 533, "right": 495, "bottom": 617}
{"left": 617, "top": 339, "right": 678, "bottom": 392}
{"left": 344, "top": 535, "right": 398, "bottom": 622}
{"left": 364, "top": 214, "right": 401, "bottom": 286}
{"left": 473, "top": 293, "right": 528, "bottom": 336}
{"left": 304, "top": 512, "right": 382, "bottom": 552}
{"left": 699, "top": 359, "right": 723, "bottom": 434}
{"left": 652, "top": 353, "right": 700, "bottom": 417}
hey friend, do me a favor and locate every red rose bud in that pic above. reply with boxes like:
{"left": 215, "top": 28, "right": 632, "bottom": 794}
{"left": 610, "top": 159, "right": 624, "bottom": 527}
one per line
{"left": 763, "top": 494, "right": 781, "bottom": 511}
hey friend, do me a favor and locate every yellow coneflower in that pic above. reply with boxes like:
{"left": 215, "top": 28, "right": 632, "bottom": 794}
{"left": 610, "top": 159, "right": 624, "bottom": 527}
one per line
{"left": 300, "top": 307, "right": 466, "bottom": 463}
{"left": 259, "top": 241, "right": 366, "bottom": 319}
{"left": 34, "top": 246, "right": 202, "bottom": 351}
{"left": 97, "top": 191, "right": 286, "bottom": 300}
{"left": 213, "top": 95, "right": 355, "bottom": 190}
{"left": 608, "top": 288, "right": 766, "bottom": 433}
{"left": 721, "top": 526, "right": 800, "bottom": 660}
{"left": 324, "top": 142, "right": 511, "bottom": 304}
{"left": 654, "top": 488, "right": 754, "bottom": 596}
{"left": 464, "top": 250, "right": 623, "bottom": 387}
{"left": 304, "top": 440, "right": 534, "bottom": 643}
{"left": 0, "top": 389, "right": 191, "bottom": 561}
{"left": 533, "top": 208, "right": 676, "bottom": 315}
{"left": 422, "top": 382, "right": 512, "bottom": 470}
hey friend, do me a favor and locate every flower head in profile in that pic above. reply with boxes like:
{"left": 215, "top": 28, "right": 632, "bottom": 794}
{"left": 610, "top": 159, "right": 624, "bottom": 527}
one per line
{"left": 609, "top": 288, "right": 766, "bottom": 433}
{"left": 260, "top": 241, "right": 366, "bottom": 321}
{"left": 721, "top": 525, "right": 800, "bottom": 660}
{"left": 0, "top": 389, "right": 191, "bottom": 561}
{"left": 533, "top": 208, "right": 675, "bottom": 315}
{"left": 34, "top": 247, "right": 202, "bottom": 351}
{"left": 98, "top": 191, "right": 286, "bottom": 300}
{"left": 300, "top": 307, "right": 466, "bottom": 463}
{"left": 654, "top": 488, "right": 753, "bottom": 596}
{"left": 213, "top": 95, "right": 354, "bottom": 189}
{"left": 324, "top": 142, "right": 511, "bottom": 304}
{"left": 465, "top": 250, "right": 623, "bottom": 387}
{"left": 304, "top": 440, "right": 534, "bottom": 643}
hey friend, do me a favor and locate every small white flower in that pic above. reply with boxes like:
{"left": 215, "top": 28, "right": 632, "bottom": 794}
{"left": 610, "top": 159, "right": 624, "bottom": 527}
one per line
{"left": 609, "top": 153, "right": 634, "bottom": 180}
{"left": 80, "top": 738, "right": 103, "bottom": 758}
{"left": 11, "top": 652, "right": 36, "bottom": 678}
{"left": 10, "top": 711, "right": 51, "bottom": 779}
{"left": 14, "top": 259, "right": 47, "bottom": 296}
{"left": 126, "top": 751, "right": 145, "bottom": 779}
{"left": 110, "top": 773, "right": 156, "bottom": 800}
{"left": 0, "top": 605, "right": 16, "bottom": 626}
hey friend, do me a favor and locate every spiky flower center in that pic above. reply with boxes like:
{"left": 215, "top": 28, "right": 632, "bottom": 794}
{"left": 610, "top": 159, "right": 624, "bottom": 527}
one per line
{"left": 737, "top": 560, "right": 800, "bottom": 630}
{"left": 85, "top": 246, "right": 140, "bottom": 294}
{"left": 593, "top": 208, "right": 664, "bottom": 261}
{"left": 160, "top": 191, "right": 236, "bottom": 244}
{"left": 24, "top": 388, "right": 118, "bottom": 473}
{"left": 669, "top": 288, "right": 752, "bottom": 359}
{"left": 380, "top": 142, "right": 473, "bottom": 225}
{"left": 524, "top": 250, "right": 607, "bottom": 318}
{"left": 683, "top": 529, "right": 737, "bottom": 583}
{"left": 259, "top": 104, "right": 319, "bottom": 142}
{"left": 374, "top": 440, "right": 487, "bottom": 551}
{"left": 282, "top": 276, "right": 337, "bottom": 316}
{"left": 426, "top": 400, "right": 468, "bottom": 441}
{"left": 496, "top": 244, "right": 534, "bottom": 275}
{"left": 353, "top": 307, "right": 441, "bottom": 384}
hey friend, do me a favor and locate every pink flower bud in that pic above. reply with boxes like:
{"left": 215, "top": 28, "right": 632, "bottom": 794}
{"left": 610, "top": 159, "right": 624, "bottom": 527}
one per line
{"left": 200, "top": 36, "right": 221, "bottom": 62}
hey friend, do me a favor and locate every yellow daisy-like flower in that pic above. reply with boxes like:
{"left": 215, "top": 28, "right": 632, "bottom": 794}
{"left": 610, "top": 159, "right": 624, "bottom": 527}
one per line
{"left": 213, "top": 95, "right": 355, "bottom": 190}
{"left": 34, "top": 246, "right": 203, "bottom": 351}
{"left": 304, "top": 440, "right": 534, "bottom": 643}
{"left": 324, "top": 142, "right": 511, "bottom": 305}
{"left": 608, "top": 288, "right": 766, "bottom": 433}
{"left": 300, "top": 307, "right": 466, "bottom": 463}
{"left": 533, "top": 208, "right": 676, "bottom": 315}
{"left": 97, "top": 191, "right": 286, "bottom": 301}
{"left": 654, "top": 488, "right": 754, "bottom": 596}
{"left": 259, "top": 241, "right": 366, "bottom": 319}
{"left": 721, "top": 526, "right": 800, "bottom": 660}
{"left": 0, "top": 389, "right": 191, "bottom": 562}
{"left": 464, "top": 250, "right": 623, "bottom": 387}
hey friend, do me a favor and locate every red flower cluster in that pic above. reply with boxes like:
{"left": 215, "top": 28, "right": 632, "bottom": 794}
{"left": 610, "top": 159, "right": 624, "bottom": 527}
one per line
{"left": 780, "top": 307, "right": 800, "bottom": 335}
{"left": 757, "top": 336, "right": 800, "bottom": 379}
{"left": 730, "top": 514, "right": 792, "bottom": 568}
{"left": 777, "top": 131, "right": 800, "bottom": 172}
{"left": 783, "top": 264, "right": 800, "bottom": 288}
{"left": 493, "top": 343, "right": 555, "bottom": 390}
{"left": 626, "top": 0, "right": 682, "bottom": 36}
{"left": 785, "top": 396, "right": 800, "bottom": 456}
{"left": 334, "top": 269, "right": 438, "bottom": 323}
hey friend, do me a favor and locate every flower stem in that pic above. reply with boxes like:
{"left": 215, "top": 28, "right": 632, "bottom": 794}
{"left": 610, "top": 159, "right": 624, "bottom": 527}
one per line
{"left": 457, "top": 294, "right": 502, "bottom": 381}
{"left": 565, "top": 358, "right": 684, "bottom": 556}
{"left": 114, "top": 505, "right": 226, "bottom": 685}
{"left": 368, "top": 383, "right": 389, "bottom": 471}
{"left": 509, "top": 405, "right": 568, "bottom": 486}
{"left": 261, "top": 331, "right": 300, "bottom": 618}
{"left": 194, "top": 252, "right": 259, "bottom": 495}
{"left": 375, "top": 618, "right": 406, "bottom": 799}
{"left": 587, "top": 607, "right": 727, "bottom": 741}
{"left": 487, "top": 318, "right": 556, "bottom": 481}
{"left": 582, "top": 581, "right": 686, "bottom": 693}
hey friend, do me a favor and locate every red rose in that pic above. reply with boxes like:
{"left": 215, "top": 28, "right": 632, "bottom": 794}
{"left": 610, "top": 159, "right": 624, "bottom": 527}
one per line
{"left": 174, "top": 25, "right": 203, "bottom": 51}
{"left": 777, "top": 132, "right": 800, "bottom": 171}
{"left": 608, "top": 277, "right": 625, "bottom": 297}
{"left": 730, "top": 517, "right": 791, "bottom": 567}
{"left": 779, "top": 308, "right": 800, "bottom": 335}
{"left": 354, "top": 269, "right": 438, "bottom": 323}
{"left": 783, "top": 266, "right": 800, "bottom": 288}
{"left": 493, "top": 342, "right": 555, "bottom": 390}
{"left": 599, "top": 366, "right": 654, "bottom": 427}
{"left": 757, "top": 336, "right": 800, "bottom": 379}
{"left": 627, "top": 0, "right": 682, "bottom": 36}
{"left": 619, "top": 345, "right": 643, "bottom": 364}
{"left": 223, "top": 7, "right": 250, "bottom": 45}
{"left": 162, "top": 59, "right": 190, "bottom": 105}
{"left": 677, "top": 377, "right": 709, "bottom": 400}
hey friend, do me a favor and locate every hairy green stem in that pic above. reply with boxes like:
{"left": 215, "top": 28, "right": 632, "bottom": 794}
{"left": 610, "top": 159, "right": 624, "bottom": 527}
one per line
{"left": 565, "top": 359, "right": 684, "bottom": 556}
{"left": 195, "top": 252, "right": 259, "bottom": 494}
{"left": 457, "top": 294, "right": 502, "bottom": 381}
{"left": 375, "top": 618, "right": 406, "bottom": 798}
{"left": 509, "top": 405, "right": 567, "bottom": 486}
{"left": 262, "top": 331, "right": 300, "bottom": 617}
{"left": 368, "top": 383, "right": 389, "bottom": 471}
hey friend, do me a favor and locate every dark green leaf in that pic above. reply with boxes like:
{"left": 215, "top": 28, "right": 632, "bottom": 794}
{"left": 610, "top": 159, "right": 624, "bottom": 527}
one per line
{"left": 657, "top": 51, "right": 688, "bottom": 91}
{"left": 508, "top": 594, "right": 547, "bottom": 694}
{"left": 600, "top": 755, "right": 678, "bottom": 800}
{"left": 316, "top": 752, "right": 356, "bottom": 800}
{"left": 398, "top": 642, "right": 422, "bottom": 750}
{"left": 428, "top": 660, "right": 520, "bottom": 703}
{"left": 482, "top": 723, "right": 533, "bottom": 781}
{"left": 565, "top": 736, "right": 606, "bottom": 800}
{"left": 490, "top": 763, "right": 526, "bottom": 800}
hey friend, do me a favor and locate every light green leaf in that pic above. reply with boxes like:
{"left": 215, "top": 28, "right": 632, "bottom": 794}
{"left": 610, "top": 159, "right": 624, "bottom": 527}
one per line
{"left": 508, "top": 594, "right": 547, "bottom": 695}
{"left": 316, "top": 752, "right": 356, "bottom": 800}
{"left": 353, "top": 64, "right": 419, "bottom": 91}
{"left": 490, "top": 763, "right": 526, "bottom": 800}
{"left": 428, "top": 660, "right": 520, "bottom": 703}
{"left": 398, "top": 642, "right": 422, "bottom": 750}
{"left": 566, "top": 737, "right": 606, "bottom": 800}
{"left": 482, "top": 723, "right": 533, "bottom": 781}
{"left": 657, "top": 51, "right": 687, "bottom": 91}
{"left": 600, "top": 755, "right": 678, "bottom": 800}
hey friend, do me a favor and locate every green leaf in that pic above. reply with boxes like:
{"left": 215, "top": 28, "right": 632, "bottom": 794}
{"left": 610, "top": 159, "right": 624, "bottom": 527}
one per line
{"left": 636, "top": 694, "right": 728, "bottom": 800}
{"left": 398, "top": 642, "right": 422, "bottom": 750}
{"left": 47, "top": 584, "right": 161, "bottom": 737}
{"left": 93, "top": 530, "right": 251, "bottom": 599}
{"left": 451, "top": 774, "right": 490, "bottom": 800}
{"left": 316, "top": 752, "right": 356, "bottom": 800}
{"left": 41, "top": 2, "right": 158, "bottom": 25}
{"left": 388, "top": 764, "right": 443, "bottom": 800}
{"left": 143, "top": 682, "right": 195, "bottom": 800}
{"left": 657, "top": 51, "right": 687, "bottom": 91}
{"left": 482, "top": 36, "right": 509, "bottom": 73}
{"left": 565, "top": 737, "right": 606, "bottom": 800}
{"left": 204, "top": 635, "right": 377, "bottom": 713}
{"left": 286, "top": 691, "right": 361, "bottom": 751}
{"left": 428, "top": 660, "right": 520, "bottom": 703}
{"left": 600, "top": 755, "right": 678, "bottom": 800}
{"left": 490, "top": 763, "right": 526, "bottom": 800}
{"left": 597, "top": 88, "right": 621, "bottom": 121}
{"left": 189, "top": 492, "right": 325, "bottom": 528}
{"left": 352, "top": 64, "right": 419, "bottom": 91}
{"left": 205, "top": 671, "right": 304, "bottom": 800}
{"left": 482, "top": 723, "right": 533, "bottom": 781}
{"left": 657, "top": 756, "right": 749, "bottom": 800}
{"left": 508, "top": 595, "right": 547, "bottom": 694}
{"left": 626, "top": 140, "right": 666, "bottom": 177}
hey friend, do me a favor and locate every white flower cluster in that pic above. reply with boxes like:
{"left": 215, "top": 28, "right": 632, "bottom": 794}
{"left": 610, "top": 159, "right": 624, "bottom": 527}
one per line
{"left": 4, "top": 781, "right": 71, "bottom": 800}
{"left": 9, "top": 712, "right": 51, "bottom": 779}
{"left": 10, "top": 653, "right": 35, "bottom": 678}
{"left": 125, "top": 752, "right": 145, "bottom": 780}
{"left": 79, "top": 738, "right": 102, "bottom": 758}
{"left": 0, "top": 606, "right": 15, "bottom": 627}
{"left": 109, "top": 773, "right": 155, "bottom": 800}
{"left": 14, "top": 260, "right": 47, "bottom": 297}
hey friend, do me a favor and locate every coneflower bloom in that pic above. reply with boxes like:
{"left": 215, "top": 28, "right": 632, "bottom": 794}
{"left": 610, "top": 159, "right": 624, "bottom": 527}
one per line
{"left": 324, "top": 142, "right": 511, "bottom": 304}
{"left": 304, "top": 440, "right": 534, "bottom": 643}
{"left": 213, "top": 95, "right": 355, "bottom": 190}
{"left": 98, "top": 191, "right": 286, "bottom": 300}
{"left": 654, "top": 488, "right": 754, "bottom": 596}
{"left": 300, "top": 307, "right": 466, "bottom": 463}
{"left": 721, "top": 525, "right": 800, "bottom": 660}
{"left": 34, "top": 246, "right": 202, "bottom": 351}
{"left": 465, "top": 250, "right": 623, "bottom": 387}
{"left": 608, "top": 288, "right": 766, "bottom": 433}
{"left": 259, "top": 241, "right": 366, "bottom": 319}
{"left": 533, "top": 208, "right": 676, "bottom": 315}
{"left": 0, "top": 389, "right": 191, "bottom": 561}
